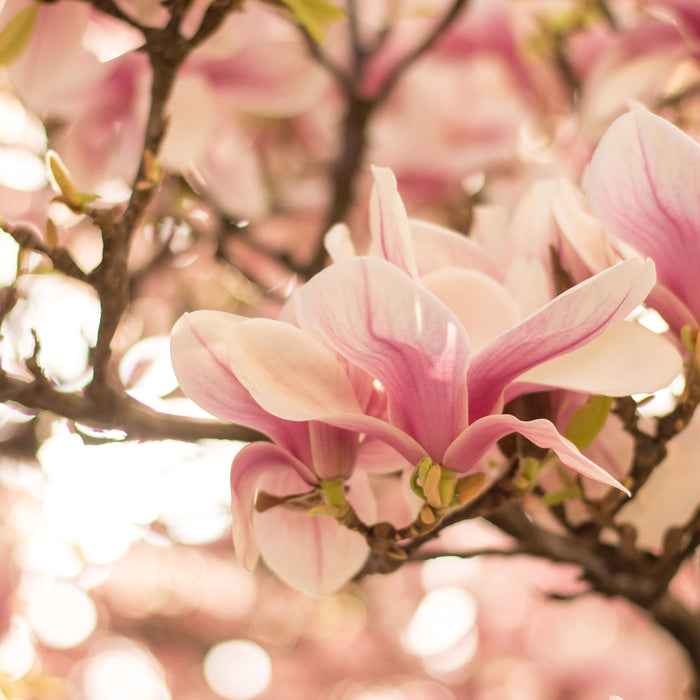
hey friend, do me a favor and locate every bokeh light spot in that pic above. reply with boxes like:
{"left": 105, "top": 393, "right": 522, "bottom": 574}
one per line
{"left": 203, "top": 639, "right": 271, "bottom": 699}
{"left": 27, "top": 580, "right": 97, "bottom": 649}
{"left": 0, "top": 617, "right": 35, "bottom": 680}
{"left": 404, "top": 586, "right": 477, "bottom": 657}
{"left": 82, "top": 640, "right": 170, "bottom": 700}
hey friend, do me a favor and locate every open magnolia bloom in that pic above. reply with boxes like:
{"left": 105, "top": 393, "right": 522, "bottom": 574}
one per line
{"left": 293, "top": 256, "right": 670, "bottom": 498}
{"left": 171, "top": 311, "right": 387, "bottom": 595}
{"left": 217, "top": 250, "right": 668, "bottom": 520}
{"left": 586, "top": 106, "right": 700, "bottom": 334}
{"left": 351, "top": 165, "right": 681, "bottom": 399}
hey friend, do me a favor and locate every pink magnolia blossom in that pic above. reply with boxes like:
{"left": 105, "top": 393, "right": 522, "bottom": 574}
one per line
{"left": 363, "top": 166, "right": 681, "bottom": 399}
{"left": 292, "top": 255, "right": 655, "bottom": 493}
{"left": 208, "top": 251, "right": 659, "bottom": 502}
{"left": 170, "top": 310, "right": 384, "bottom": 595}
{"left": 586, "top": 107, "right": 700, "bottom": 333}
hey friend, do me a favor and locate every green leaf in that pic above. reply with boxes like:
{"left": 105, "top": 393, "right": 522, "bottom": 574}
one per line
{"left": 0, "top": 4, "right": 38, "bottom": 67}
{"left": 564, "top": 395, "right": 613, "bottom": 451}
{"left": 540, "top": 489, "right": 581, "bottom": 507}
{"left": 277, "top": 0, "right": 344, "bottom": 43}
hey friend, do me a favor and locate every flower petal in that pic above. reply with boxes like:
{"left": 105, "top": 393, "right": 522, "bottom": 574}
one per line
{"left": 443, "top": 414, "right": 629, "bottom": 493}
{"left": 308, "top": 421, "right": 359, "bottom": 480}
{"left": 513, "top": 321, "right": 682, "bottom": 397}
{"left": 322, "top": 412, "right": 426, "bottom": 467}
{"left": 324, "top": 222, "right": 356, "bottom": 263}
{"left": 170, "top": 311, "right": 296, "bottom": 440}
{"left": 252, "top": 468, "right": 375, "bottom": 595}
{"left": 369, "top": 165, "right": 419, "bottom": 278}
{"left": 230, "top": 442, "right": 316, "bottom": 572}
{"left": 409, "top": 219, "right": 502, "bottom": 280}
{"left": 552, "top": 177, "right": 622, "bottom": 277}
{"left": 298, "top": 257, "right": 470, "bottom": 461}
{"left": 467, "top": 257, "right": 656, "bottom": 421}
{"left": 586, "top": 108, "right": 700, "bottom": 319}
{"left": 422, "top": 268, "right": 521, "bottom": 353}
{"left": 617, "top": 409, "right": 700, "bottom": 550}
{"left": 226, "top": 317, "right": 362, "bottom": 421}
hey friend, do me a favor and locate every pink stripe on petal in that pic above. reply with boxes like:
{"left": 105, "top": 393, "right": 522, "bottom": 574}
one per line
{"left": 230, "top": 443, "right": 315, "bottom": 572}
{"left": 299, "top": 258, "right": 470, "bottom": 462}
{"left": 587, "top": 108, "right": 700, "bottom": 318}
{"left": 252, "top": 467, "right": 373, "bottom": 595}
{"left": 467, "top": 257, "right": 655, "bottom": 421}
{"left": 321, "top": 412, "right": 427, "bottom": 466}
{"left": 443, "top": 414, "right": 629, "bottom": 494}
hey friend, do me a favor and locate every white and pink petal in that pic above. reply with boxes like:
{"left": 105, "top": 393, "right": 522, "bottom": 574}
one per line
{"left": 512, "top": 321, "right": 682, "bottom": 398}
{"left": 230, "top": 442, "right": 317, "bottom": 572}
{"left": 298, "top": 257, "right": 470, "bottom": 460}
{"left": 443, "top": 414, "right": 629, "bottom": 494}
{"left": 252, "top": 469, "right": 376, "bottom": 595}
{"left": 586, "top": 108, "right": 700, "bottom": 319}
{"left": 467, "top": 257, "right": 656, "bottom": 421}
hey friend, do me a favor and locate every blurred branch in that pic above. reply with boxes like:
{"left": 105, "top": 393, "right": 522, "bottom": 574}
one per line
{"left": 650, "top": 593, "right": 700, "bottom": 696}
{"left": 656, "top": 81, "right": 700, "bottom": 110}
{"left": 408, "top": 546, "right": 520, "bottom": 561}
{"left": 75, "top": 2, "right": 239, "bottom": 397}
{"left": 3, "top": 224, "right": 89, "bottom": 283}
{"left": 299, "top": 0, "right": 472, "bottom": 277}
{"left": 0, "top": 370, "right": 265, "bottom": 442}
{"left": 1, "top": 0, "right": 252, "bottom": 447}
{"left": 372, "top": 0, "right": 469, "bottom": 104}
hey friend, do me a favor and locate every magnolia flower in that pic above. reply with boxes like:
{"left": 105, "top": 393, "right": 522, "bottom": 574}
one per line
{"left": 170, "top": 311, "right": 384, "bottom": 595}
{"left": 215, "top": 251, "right": 661, "bottom": 515}
{"left": 586, "top": 107, "right": 700, "bottom": 333}
{"left": 358, "top": 166, "right": 681, "bottom": 399}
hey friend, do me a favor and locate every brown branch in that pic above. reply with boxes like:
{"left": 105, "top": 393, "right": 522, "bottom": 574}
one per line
{"left": 593, "top": 373, "right": 700, "bottom": 525}
{"left": 4, "top": 224, "right": 89, "bottom": 283}
{"left": 650, "top": 594, "right": 700, "bottom": 697}
{"left": 296, "top": 27, "right": 350, "bottom": 89}
{"left": 300, "top": 0, "right": 472, "bottom": 277}
{"left": 6, "top": 0, "right": 247, "bottom": 443}
{"left": 656, "top": 81, "right": 700, "bottom": 110}
{"left": 372, "top": 0, "right": 470, "bottom": 104}
{"left": 82, "top": 1, "right": 241, "bottom": 395}
{"left": 488, "top": 502, "right": 700, "bottom": 694}
{"left": 408, "top": 546, "right": 520, "bottom": 561}
{"left": 0, "top": 371, "right": 265, "bottom": 443}
{"left": 303, "top": 94, "right": 374, "bottom": 276}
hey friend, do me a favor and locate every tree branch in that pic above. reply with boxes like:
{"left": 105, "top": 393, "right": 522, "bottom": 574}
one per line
{"left": 0, "top": 370, "right": 265, "bottom": 443}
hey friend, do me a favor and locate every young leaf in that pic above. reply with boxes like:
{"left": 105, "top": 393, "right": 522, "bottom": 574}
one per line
{"left": 277, "top": 0, "right": 344, "bottom": 43}
{"left": 0, "top": 4, "right": 38, "bottom": 67}
{"left": 564, "top": 395, "right": 613, "bottom": 451}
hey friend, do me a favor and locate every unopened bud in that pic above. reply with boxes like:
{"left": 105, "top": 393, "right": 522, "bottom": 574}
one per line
{"left": 47, "top": 151, "right": 81, "bottom": 208}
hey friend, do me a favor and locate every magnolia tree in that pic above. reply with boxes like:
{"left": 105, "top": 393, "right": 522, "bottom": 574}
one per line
{"left": 1, "top": 0, "right": 700, "bottom": 698}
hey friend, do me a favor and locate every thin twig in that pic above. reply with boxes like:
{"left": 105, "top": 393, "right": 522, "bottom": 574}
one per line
{"left": 373, "top": 0, "right": 470, "bottom": 104}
